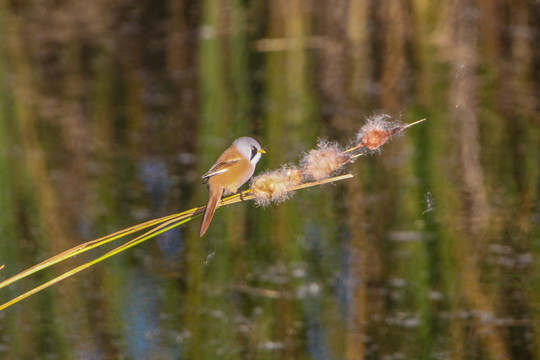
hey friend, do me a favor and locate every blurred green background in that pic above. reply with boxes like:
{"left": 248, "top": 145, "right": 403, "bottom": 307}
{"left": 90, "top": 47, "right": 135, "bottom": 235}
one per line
{"left": 1, "top": 0, "right": 539, "bottom": 359}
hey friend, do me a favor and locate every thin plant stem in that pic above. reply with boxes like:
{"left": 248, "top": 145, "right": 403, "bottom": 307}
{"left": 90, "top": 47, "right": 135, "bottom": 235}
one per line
{"left": 0, "top": 173, "right": 354, "bottom": 311}
{"left": 0, "top": 216, "right": 193, "bottom": 311}
{"left": 0, "top": 210, "right": 198, "bottom": 290}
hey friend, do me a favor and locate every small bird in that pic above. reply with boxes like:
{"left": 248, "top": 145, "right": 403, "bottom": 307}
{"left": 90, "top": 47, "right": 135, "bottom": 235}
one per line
{"left": 199, "top": 137, "right": 266, "bottom": 236}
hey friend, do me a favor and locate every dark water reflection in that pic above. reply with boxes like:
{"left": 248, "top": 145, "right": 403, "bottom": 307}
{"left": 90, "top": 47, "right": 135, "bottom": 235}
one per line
{"left": 1, "top": 0, "right": 539, "bottom": 359}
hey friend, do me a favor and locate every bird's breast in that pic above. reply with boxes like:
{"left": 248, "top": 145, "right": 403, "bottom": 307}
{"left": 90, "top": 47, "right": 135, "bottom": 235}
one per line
{"left": 208, "top": 158, "right": 254, "bottom": 195}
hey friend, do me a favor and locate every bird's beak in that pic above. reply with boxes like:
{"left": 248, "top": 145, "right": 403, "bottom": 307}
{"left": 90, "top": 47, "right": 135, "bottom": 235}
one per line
{"left": 258, "top": 149, "right": 266, "bottom": 154}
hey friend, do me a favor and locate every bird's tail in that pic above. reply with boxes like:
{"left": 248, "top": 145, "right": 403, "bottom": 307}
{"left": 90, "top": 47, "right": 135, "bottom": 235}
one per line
{"left": 199, "top": 187, "right": 223, "bottom": 236}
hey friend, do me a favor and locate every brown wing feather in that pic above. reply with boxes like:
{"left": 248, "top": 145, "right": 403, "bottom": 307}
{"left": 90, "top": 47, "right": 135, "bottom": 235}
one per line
{"left": 201, "top": 146, "right": 243, "bottom": 184}
{"left": 201, "top": 159, "right": 240, "bottom": 184}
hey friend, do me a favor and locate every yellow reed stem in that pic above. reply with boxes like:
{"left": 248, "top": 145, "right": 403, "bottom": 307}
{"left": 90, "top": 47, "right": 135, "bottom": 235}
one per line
{"left": 0, "top": 172, "right": 354, "bottom": 311}
{"left": 403, "top": 118, "right": 426, "bottom": 128}
{"left": 0, "top": 210, "right": 195, "bottom": 290}
{"left": 0, "top": 216, "right": 193, "bottom": 311}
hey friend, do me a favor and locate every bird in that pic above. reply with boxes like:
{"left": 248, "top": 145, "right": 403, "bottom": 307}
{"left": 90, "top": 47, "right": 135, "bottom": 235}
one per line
{"left": 199, "top": 137, "right": 266, "bottom": 236}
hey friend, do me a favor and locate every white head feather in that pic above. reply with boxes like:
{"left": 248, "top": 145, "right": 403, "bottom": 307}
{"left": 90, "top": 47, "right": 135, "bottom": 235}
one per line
{"left": 233, "top": 137, "right": 264, "bottom": 166}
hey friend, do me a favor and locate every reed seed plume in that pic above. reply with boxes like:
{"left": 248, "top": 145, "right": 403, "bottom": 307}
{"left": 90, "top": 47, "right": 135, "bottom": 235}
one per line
{"left": 250, "top": 166, "right": 302, "bottom": 206}
{"left": 355, "top": 114, "right": 403, "bottom": 150}
{"left": 351, "top": 115, "right": 426, "bottom": 152}
{"left": 301, "top": 140, "right": 350, "bottom": 181}
{"left": 250, "top": 141, "right": 351, "bottom": 206}
{"left": 249, "top": 116, "right": 425, "bottom": 207}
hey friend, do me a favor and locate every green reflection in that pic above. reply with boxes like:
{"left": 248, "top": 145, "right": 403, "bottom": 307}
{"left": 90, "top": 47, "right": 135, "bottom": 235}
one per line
{"left": 0, "top": 0, "right": 538, "bottom": 359}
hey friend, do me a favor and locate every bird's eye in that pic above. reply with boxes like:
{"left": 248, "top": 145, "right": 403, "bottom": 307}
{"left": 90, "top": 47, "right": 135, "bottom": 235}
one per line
{"left": 250, "top": 146, "right": 258, "bottom": 160}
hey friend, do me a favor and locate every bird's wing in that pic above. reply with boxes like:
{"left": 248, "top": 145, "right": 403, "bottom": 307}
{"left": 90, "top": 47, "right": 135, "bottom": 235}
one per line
{"left": 201, "top": 158, "right": 241, "bottom": 184}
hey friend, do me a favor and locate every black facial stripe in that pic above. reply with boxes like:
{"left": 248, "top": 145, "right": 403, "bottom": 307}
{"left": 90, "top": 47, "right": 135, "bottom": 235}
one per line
{"left": 250, "top": 146, "right": 258, "bottom": 160}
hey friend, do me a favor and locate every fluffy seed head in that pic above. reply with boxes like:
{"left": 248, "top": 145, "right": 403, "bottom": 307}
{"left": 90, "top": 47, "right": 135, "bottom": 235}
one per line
{"left": 356, "top": 114, "right": 404, "bottom": 150}
{"left": 250, "top": 166, "right": 302, "bottom": 206}
{"left": 300, "top": 140, "right": 350, "bottom": 181}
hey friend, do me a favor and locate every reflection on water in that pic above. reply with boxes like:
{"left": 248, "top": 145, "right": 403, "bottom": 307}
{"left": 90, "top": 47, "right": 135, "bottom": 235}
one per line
{"left": 1, "top": 0, "right": 539, "bottom": 359}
